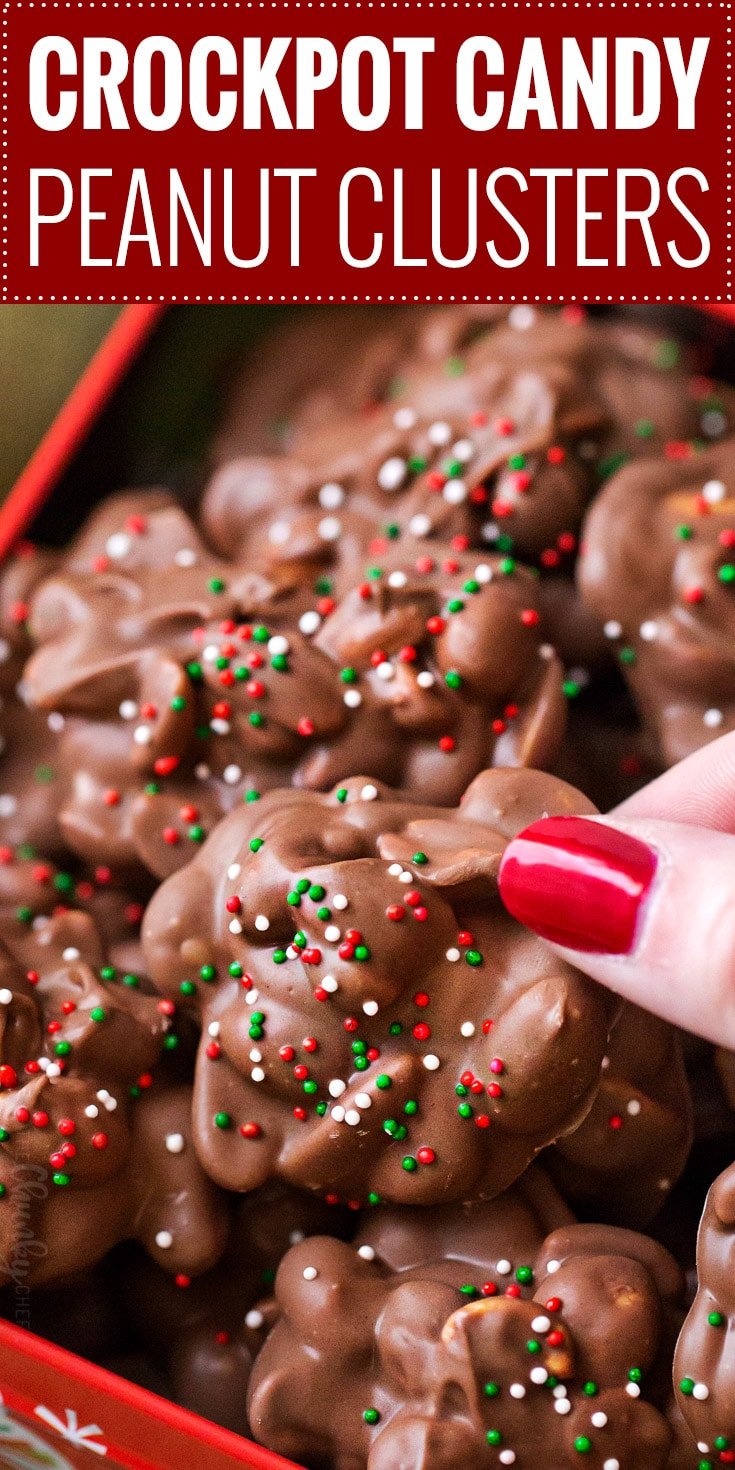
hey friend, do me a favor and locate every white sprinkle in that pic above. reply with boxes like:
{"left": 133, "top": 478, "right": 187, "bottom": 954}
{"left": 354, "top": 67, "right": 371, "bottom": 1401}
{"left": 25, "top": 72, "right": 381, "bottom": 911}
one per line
{"left": 47, "top": 712, "right": 65, "bottom": 732}
{"left": 363, "top": 1000, "right": 379, "bottom": 1017}
{"left": 591, "top": 1413, "right": 608, "bottom": 1429}
{"left": 702, "top": 410, "right": 728, "bottom": 438}
{"left": 546, "top": 1259, "right": 560, "bottom": 1274}
{"left": 474, "top": 563, "right": 492, "bottom": 583}
{"left": 626, "top": 1383, "right": 641, "bottom": 1398}
{"left": 376, "top": 661, "right": 395, "bottom": 682}
{"left": 85, "top": 1105, "right": 99, "bottom": 1119}
{"left": 299, "top": 610, "right": 322, "bottom": 636}
{"left": 446, "top": 948, "right": 461, "bottom": 962}
{"left": 531, "top": 1316, "right": 551, "bottom": 1333}
{"left": 331, "top": 1105, "right": 346, "bottom": 1123}
{"left": 443, "top": 480, "right": 467, "bottom": 505}
{"left": 223, "top": 764, "right": 242, "bottom": 786}
{"left": 269, "top": 520, "right": 291, "bottom": 545}
{"left": 254, "top": 915, "right": 270, "bottom": 932}
{"left": 388, "top": 863, "right": 402, "bottom": 876}
{"left": 692, "top": 1383, "right": 709, "bottom": 1401}
{"left": 329, "top": 1079, "right": 346, "bottom": 1098}
{"left": 267, "top": 636, "right": 289, "bottom": 658}
{"left": 174, "top": 547, "right": 197, "bottom": 567}
{"left": 554, "top": 1398, "right": 572, "bottom": 1416}
{"left": 398, "top": 870, "right": 413, "bottom": 884}
{"left": 530, "top": 1367, "right": 548, "bottom": 1385}
{"left": 249, "top": 1049, "right": 262, "bottom": 1063}
{"left": 38, "top": 1057, "right": 51, "bottom": 1073}
{"left": 345, "top": 1109, "right": 361, "bottom": 1126}
{"left": 195, "top": 763, "right": 211, "bottom": 780}
{"left": 387, "top": 571, "right": 407, "bottom": 589}
{"left": 251, "top": 1067, "right": 265, "bottom": 1083}
{"left": 358, "top": 1244, "right": 376, "bottom": 1261}
{"left": 0, "top": 640, "right": 9, "bottom": 664}
{"left": 133, "top": 725, "right": 152, "bottom": 746}
{"left": 496, "top": 1259, "right": 511, "bottom": 1276}
{"left": 509, "top": 304, "right": 536, "bottom": 329}
{"left": 210, "top": 718, "right": 230, "bottom": 736}
{"left": 229, "top": 920, "right": 243, "bottom": 935}
{"left": 702, "top": 478, "right": 726, "bottom": 503}
{"left": 318, "top": 516, "right": 341, "bottom": 541}
{"left": 460, "top": 1022, "right": 475, "bottom": 1038}
{"left": 603, "top": 1461, "right": 620, "bottom": 1470}
{"left": 627, "top": 1099, "right": 642, "bottom": 1116}
{"left": 155, "top": 1231, "right": 173, "bottom": 1249}
{"left": 604, "top": 620, "right": 623, "bottom": 640}
{"left": 62, "top": 947, "right": 81, "bottom": 962}
{"left": 104, "top": 1096, "right": 117, "bottom": 1112}
{"left": 499, "top": 1454, "right": 516, "bottom": 1466}
{"left": 704, "top": 708, "right": 724, "bottom": 728}
{"left": 416, "top": 670, "right": 435, "bottom": 689}
{"left": 423, "top": 1054, "right": 440, "bottom": 1071}
{"left": 639, "top": 621, "right": 658, "bottom": 641}
{"left": 202, "top": 645, "right": 219, "bottom": 664}
{"left": 333, "top": 894, "right": 349, "bottom": 911}
{"left": 289, "top": 1231, "right": 305, "bottom": 1245}
{"left": 408, "top": 513, "right": 432, "bottom": 537}
{"left": 165, "top": 1133, "right": 185, "bottom": 1154}
{"left": 208, "top": 1022, "right": 221, "bottom": 1038}
{"left": 0, "top": 990, "right": 11, "bottom": 1006}
{"left": 106, "top": 532, "right": 131, "bottom": 559}
{"left": 361, "top": 784, "right": 378, "bottom": 801}
{"left": 227, "top": 864, "right": 241, "bottom": 880}
{"left": 393, "top": 407, "right": 416, "bottom": 430}
{"left": 355, "top": 1093, "right": 372, "bottom": 1110}
{"left": 452, "top": 439, "right": 473, "bottom": 462}
{"left": 377, "top": 456, "right": 406, "bottom": 492}
{"left": 321, "top": 975, "right": 338, "bottom": 993}
{"left": 46, "top": 1064, "right": 61, "bottom": 1079}
{"left": 244, "top": 989, "right": 260, "bottom": 1005}
{"left": 318, "top": 483, "right": 345, "bottom": 509}
{"left": 325, "top": 925, "right": 341, "bottom": 943}
{"left": 428, "top": 420, "right": 452, "bottom": 446}
{"left": 509, "top": 1384, "right": 525, "bottom": 1399}
{"left": 302, "top": 1267, "right": 318, "bottom": 1281}
{"left": 245, "top": 1309, "right": 264, "bottom": 1330}
{"left": 482, "top": 522, "right": 501, "bottom": 543}
{"left": 697, "top": 1446, "right": 710, "bottom": 1456}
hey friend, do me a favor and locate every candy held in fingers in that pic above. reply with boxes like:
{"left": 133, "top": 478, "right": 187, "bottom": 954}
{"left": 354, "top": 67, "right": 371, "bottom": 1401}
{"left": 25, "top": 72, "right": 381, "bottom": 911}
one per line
{"left": 142, "top": 767, "right": 619, "bottom": 1206}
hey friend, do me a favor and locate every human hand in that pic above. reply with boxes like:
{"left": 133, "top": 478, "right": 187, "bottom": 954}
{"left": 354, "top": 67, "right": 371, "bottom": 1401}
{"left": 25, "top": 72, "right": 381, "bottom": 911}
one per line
{"left": 498, "top": 731, "right": 735, "bottom": 1047}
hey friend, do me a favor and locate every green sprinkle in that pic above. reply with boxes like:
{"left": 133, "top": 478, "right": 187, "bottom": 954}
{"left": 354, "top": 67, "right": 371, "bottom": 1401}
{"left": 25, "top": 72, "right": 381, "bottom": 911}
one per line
{"left": 526, "top": 1339, "right": 541, "bottom": 1354}
{"left": 404, "top": 1100, "right": 418, "bottom": 1116}
{"left": 249, "top": 838, "right": 264, "bottom": 852}
{"left": 316, "top": 1102, "right": 328, "bottom": 1116}
{"left": 100, "top": 967, "right": 116, "bottom": 981}
{"left": 163, "top": 1035, "right": 179, "bottom": 1051}
{"left": 336, "top": 788, "right": 348, "bottom": 803}
{"left": 464, "top": 579, "right": 480, "bottom": 595}
{"left": 309, "top": 884, "right": 326, "bottom": 901}
{"left": 458, "top": 1102, "right": 473, "bottom": 1118}
{"left": 208, "top": 577, "right": 226, "bottom": 594}
{"left": 316, "top": 906, "right": 330, "bottom": 921}
{"left": 465, "top": 950, "right": 482, "bottom": 967}
{"left": 445, "top": 356, "right": 465, "bottom": 377}
{"left": 200, "top": 965, "right": 216, "bottom": 983}
{"left": 389, "top": 1022, "right": 402, "bottom": 1036}
{"left": 287, "top": 892, "right": 301, "bottom": 907}
{"left": 296, "top": 879, "right": 311, "bottom": 894}
{"left": 635, "top": 418, "right": 655, "bottom": 438}
{"left": 355, "top": 1056, "right": 369, "bottom": 1071}
{"left": 54, "top": 1041, "right": 71, "bottom": 1057}
{"left": 273, "top": 950, "right": 287, "bottom": 965}
{"left": 574, "top": 1438, "right": 592, "bottom": 1455}
{"left": 445, "top": 670, "right": 462, "bottom": 690}
{"left": 483, "top": 1382, "right": 499, "bottom": 1398}
{"left": 352, "top": 1042, "right": 367, "bottom": 1055}
{"left": 271, "top": 654, "right": 288, "bottom": 671}
{"left": 53, "top": 872, "right": 74, "bottom": 893}
{"left": 144, "top": 782, "right": 160, "bottom": 796}
{"left": 340, "top": 667, "right": 357, "bottom": 684}
{"left": 248, "top": 711, "right": 264, "bottom": 728}
{"left": 52, "top": 1172, "right": 70, "bottom": 1187}
{"left": 214, "top": 1112, "right": 231, "bottom": 1130}
{"left": 718, "top": 564, "right": 735, "bottom": 584}
{"left": 34, "top": 765, "right": 54, "bottom": 784}
{"left": 245, "top": 789, "right": 261, "bottom": 803}
{"left": 188, "top": 825, "right": 205, "bottom": 844}
{"left": 0, "top": 1129, "right": 9, "bottom": 1142}
{"left": 170, "top": 695, "right": 186, "bottom": 711}
{"left": 180, "top": 981, "right": 196, "bottom": 997}
{"left": 715, "top": 1438, "right": 730, "bottom": 1452}
{"left": 253, "top": 626, "right": 269, "bottom": 643}
{"left": 654, "top": 338, "right": 680, "bottom": 368}
{"left": 563, "top": 679, "right": 581, "bottom": 699}
{"left": 376, "top": 1075, "right": 392, "bottom": 1090}
{"left": 708, "top": 1311, "right": 725, "bottom": 1327}
{"left": 499, "top": 557, "right": 516, "bottom": 575}
{"left": 486, "top": 1430, "right": 502, "bottom": 1446}
{"left": 354, "top": 944, "right": 370, "bottom": 961}
{"left": 16, "top": 907, "right": 33, "bottom": 925}
{"left": 122, "top": 974, "right": 140, "bottom": 989}
{"left": 628, "top": 1368, "right": 643, "bottom": 1384}
{"left": 516, "top": 1266, "right": 533, "bottom": 1285}
{"left": 89, "top": 1006, "right": 106, "bottom": 1023}
{"left": 0, "top": 1184, "right": 6, "bottom": 1198}
{"left": 367, "top": 1192, "right": 381, "bottom": 1205}
{"left": 676, "top": 524, "right": 694, "bottom": 540}
{"left": 401, "top": 1156, "right": 417, "bottom": 1172}
{"left": 229, "top": 962, "right": 243, "bottom": 978}
{"left": 583, "top": 1381, "right": 598, "bottom": 1397}
{"left": 508, "top": 454, "right": 526, "bottom": 471}
{"left": 363, "top": 1409, "right": 380, "bottom": 1425}
{"left": 304, "top": 1080, "right": 318, "bottom": 1095}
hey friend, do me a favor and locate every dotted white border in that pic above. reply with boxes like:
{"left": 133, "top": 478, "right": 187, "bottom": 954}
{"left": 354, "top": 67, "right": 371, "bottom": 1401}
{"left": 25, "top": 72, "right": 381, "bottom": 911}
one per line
{"left": 2, "top": 0, "right": 732, "bottom": 305}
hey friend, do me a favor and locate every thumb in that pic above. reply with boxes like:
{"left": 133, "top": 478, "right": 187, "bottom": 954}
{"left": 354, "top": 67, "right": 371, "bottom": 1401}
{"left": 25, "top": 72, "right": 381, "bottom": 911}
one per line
{"left": 498, "top": 814, "right": 735, "bottom": 1047}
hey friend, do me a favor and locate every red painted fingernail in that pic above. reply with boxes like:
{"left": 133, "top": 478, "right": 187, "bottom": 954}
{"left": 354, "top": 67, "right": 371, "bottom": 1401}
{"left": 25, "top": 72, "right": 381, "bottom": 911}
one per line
{"left": 498, "top": 816, "right": 658, "bottom": 955}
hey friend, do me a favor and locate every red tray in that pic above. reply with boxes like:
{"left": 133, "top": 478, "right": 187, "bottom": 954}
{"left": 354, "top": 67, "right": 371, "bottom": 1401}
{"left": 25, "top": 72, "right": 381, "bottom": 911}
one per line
{"left": 0, "top": 300, "right": 733, "bottom": 1470}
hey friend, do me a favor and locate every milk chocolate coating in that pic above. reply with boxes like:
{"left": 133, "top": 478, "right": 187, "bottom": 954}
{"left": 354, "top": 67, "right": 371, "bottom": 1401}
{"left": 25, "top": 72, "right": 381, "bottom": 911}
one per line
{"left": 122, "top": 1181, "right": 353, "bottom": 1434}
{"left": 673, "top": 1160, "right": 735, "bottom": 1457}
{"left": 0, "top": 905, "right": 228, "bottom": 1286}
{"left": 248, "top": 1182, "right": 684, "bottom": 1469}
{"left": 0, "top": 544, "right": 58, "bottom": 693}
{"left": 20, "top": 494, "right": 567, "bottom": 879}
{"left": 579, "top": 438, "right": 735, "bottom": 765}
{"left": 142, "top": 767, "right": 618, "bottom": 1206}
{"left": 547, "top": 1004, "right": 693, "bottom": 1228}
{"left": 205, "top": 308, "right": 730, "bottom": 579}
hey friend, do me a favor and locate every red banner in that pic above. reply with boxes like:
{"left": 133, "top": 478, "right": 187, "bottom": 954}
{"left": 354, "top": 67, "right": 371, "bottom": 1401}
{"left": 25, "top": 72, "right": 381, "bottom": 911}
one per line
{"left": 3, "top": 2, "right": 732, "bottom": 301}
